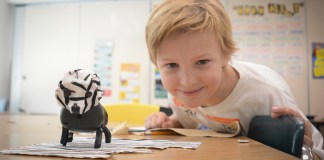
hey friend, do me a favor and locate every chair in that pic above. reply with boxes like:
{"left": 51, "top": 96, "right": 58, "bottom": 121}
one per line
{"left": 104, "top": 103, "right": 172, "bottom": 125}
{"left": 247, "top": 115, "right": 304, "bottom": 158}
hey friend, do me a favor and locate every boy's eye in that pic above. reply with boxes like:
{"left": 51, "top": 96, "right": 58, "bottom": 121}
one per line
{"left": 197, "top": 59, "right": 209, "bottom": 65}
{"left": 166, "top": 63, "right": 178, "bottom": 68}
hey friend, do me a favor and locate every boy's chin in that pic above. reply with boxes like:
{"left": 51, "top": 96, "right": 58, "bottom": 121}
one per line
{"left": 179, "top": 101, "right": 201, "bottom": 108}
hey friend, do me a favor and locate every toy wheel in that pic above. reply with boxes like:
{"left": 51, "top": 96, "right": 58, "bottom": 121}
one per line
{"left": 67, "top": 132, "right": 73, "bottom": 142}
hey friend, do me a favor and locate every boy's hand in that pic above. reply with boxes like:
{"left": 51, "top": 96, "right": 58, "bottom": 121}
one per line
{"left": 271, "top": 106, "right": 313, "bottom": 148}
{"left": 145, "top": 112, "right": 178, "bottom": 129}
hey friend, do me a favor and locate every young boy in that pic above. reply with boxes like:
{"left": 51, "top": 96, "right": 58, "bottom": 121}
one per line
{"left": 144, "top": 0, "right": 323, "bottom": 159}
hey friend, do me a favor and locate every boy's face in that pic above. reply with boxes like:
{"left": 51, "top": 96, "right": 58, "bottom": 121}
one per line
{"left": 157, "top": 30, "right": 228, "bottom": 108}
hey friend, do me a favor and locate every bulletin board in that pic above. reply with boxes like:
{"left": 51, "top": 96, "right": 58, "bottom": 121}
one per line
{"left": 227, "top": 0, "right": 309, "bottom": 113}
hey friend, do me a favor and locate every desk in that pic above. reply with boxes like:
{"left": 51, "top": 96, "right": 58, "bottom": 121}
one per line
{"left": 0, "top": 114, "right": 297, "bottom": 160}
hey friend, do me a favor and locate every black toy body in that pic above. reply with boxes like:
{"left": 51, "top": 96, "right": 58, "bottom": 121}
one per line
{"left": 60, "top": 104, "right": 111, "bottom": 148}
{"left": 55, "top": 69, "right": 111, "bottom": 148}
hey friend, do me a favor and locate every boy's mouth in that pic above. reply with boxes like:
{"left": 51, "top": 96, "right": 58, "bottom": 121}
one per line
{"left": 179, "top": 87, "right": 204, "bottom": 96}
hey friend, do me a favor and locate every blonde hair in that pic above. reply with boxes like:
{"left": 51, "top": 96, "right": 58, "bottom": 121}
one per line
{"left": 146, "top": 0, "right": 237, "bottom": 66}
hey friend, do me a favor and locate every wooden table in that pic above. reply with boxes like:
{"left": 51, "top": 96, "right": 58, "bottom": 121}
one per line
{"left": 0, "top": 114, "right": 297, "bottom": 160}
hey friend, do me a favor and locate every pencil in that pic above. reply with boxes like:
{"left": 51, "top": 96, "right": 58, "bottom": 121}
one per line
{"left": 144, "top": 130, "right": 178, "bottom": 135}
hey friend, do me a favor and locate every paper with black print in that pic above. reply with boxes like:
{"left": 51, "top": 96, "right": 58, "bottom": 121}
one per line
{"left": 0, "top": 137, "right": 201, "bottom": 159}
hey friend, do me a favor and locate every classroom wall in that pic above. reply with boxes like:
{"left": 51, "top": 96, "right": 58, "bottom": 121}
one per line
{"left": 14, "top": 1, "right": 151, "bottom": 114}
{"left": 306, "top": 0, "right": 324, "bottom": 120}
{"left": 0, "top": 1, "right": 13, "bottom": 101}
{"left": 5, "top": 0, "right": 324, "bottom": 118}
{"left": 226, "top": 0, "right": 310, "bottom": 116}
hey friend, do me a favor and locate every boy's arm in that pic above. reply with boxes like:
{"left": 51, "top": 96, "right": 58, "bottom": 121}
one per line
{"left": 272, "top": 106, "right": 324, "bottom": 160}
{"left": 145, "top": 112, "right": 183, "bottom": 129}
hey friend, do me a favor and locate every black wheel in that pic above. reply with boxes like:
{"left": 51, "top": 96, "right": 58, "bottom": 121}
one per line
{"left": 67, "top": 132, "right": 73, "bottom": 142}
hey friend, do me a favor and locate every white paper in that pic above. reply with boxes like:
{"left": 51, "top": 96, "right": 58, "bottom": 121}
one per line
{"left": 0, "top": 137, "right": 201, "bottom": 159}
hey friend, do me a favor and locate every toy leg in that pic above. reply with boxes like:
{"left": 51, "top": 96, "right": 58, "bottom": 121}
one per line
{"left": 94, "top": 128, "right": 102, "bottom": 148}
{"left": 60, "top": 127, "right": 69, "bottom": 146}
{"left": 102, "top": 126, "right": 111, "bottom": 143}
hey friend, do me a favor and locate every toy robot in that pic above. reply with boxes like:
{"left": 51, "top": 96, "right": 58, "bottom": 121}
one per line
{"left": 55, "top": 69, "right": 111, "bottom": 148}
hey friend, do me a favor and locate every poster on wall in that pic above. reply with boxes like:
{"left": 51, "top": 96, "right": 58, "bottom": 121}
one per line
{"left": 228, "top": 0, "right": 306, "bottom": 76}
{"left": 119, "top": 63, "right": 141, "bottom": 103}
{"left": 312, "top": 42, "right": 324, "bottom": 78}
{"left": 94, "top": 40, "right": 114, "bottom": 97}
{"left": 154, "top": 69, "right": 167, "bottom": 99}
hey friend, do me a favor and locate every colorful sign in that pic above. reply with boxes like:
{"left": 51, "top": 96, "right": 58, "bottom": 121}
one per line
{"left": 94, "top": 40, "right": 113, "bottom": 96}
{"left": 119, "top": 63, "right": 141, "bottom": 103}
{"left": 312, "top": 43, "right": 324, "bottom": 78}
{"left": 154, "top": 69, "right": 167, "bottom": 99}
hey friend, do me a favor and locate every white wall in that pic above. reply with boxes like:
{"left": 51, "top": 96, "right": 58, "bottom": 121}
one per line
{"left": 306, "top": 0, "right": 324, "bottom": 120}
{"left": 20, "top": 3, "right": 80, "bottom": 114}
{"left": 0, "top": 1, "right": 13, "bottom": 101}
{"left": 16, "top": 1, "right": 151, "bottom": 114}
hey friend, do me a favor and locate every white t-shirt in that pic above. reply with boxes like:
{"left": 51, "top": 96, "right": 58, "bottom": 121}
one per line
{"left": 169, "top": 60, "right": 323, "bottom": 157}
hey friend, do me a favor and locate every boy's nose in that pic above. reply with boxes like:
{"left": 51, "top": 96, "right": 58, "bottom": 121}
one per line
{"left": 179, "top": 69, "right": 197, "bottom": 87}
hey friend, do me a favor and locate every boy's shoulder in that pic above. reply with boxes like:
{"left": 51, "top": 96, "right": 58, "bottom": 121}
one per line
{"left": 231, "top": 60, "right": 280, "bottom": 80}
{"left": 231, "top": 60, "right": 289, "bottom": 89}
{"left": 231, "top": 60, "right": 274, "bottom": 73}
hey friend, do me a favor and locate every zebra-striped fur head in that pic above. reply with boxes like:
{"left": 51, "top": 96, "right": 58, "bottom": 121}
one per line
{"left": 55, "top": 69, "right": 103, "bottom": 114}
